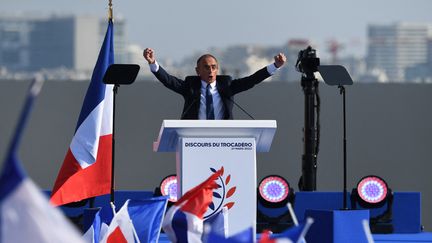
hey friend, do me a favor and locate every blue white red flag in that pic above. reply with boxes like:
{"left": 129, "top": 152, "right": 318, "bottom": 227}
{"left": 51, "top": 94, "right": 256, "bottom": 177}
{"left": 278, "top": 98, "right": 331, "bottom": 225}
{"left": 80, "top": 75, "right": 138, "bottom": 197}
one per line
{"left": 204, "top": 226, "right": 253, "bottom": 243}
{"left": 203, "top": 206, "right": 229, "bottom": 240}
{"left": 100, "top": 197, "right": 168, "bottom": 243}
{"left": 50, "top": 20, "right": 114, "bottom": 206}
{"left": 0, "top": 78, "right": 85, "bottom": 243}
{"left": 83, "top": 209, "right": 109, "bottom": 243}
{"left": 162, "top": 169, "right": 223, "bottom": 243}
{"left": 259, "top": 218, "right": 314, "bottom": 243}
{"left": 100, "top": 201, "right": 135, "bottom": 243}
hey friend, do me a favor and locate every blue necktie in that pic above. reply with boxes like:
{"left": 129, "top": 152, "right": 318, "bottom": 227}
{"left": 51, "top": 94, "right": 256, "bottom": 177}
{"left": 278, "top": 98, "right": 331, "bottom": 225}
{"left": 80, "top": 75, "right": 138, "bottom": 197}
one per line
{"left": 206, "top": 84, "right": 215, "bottom": 120}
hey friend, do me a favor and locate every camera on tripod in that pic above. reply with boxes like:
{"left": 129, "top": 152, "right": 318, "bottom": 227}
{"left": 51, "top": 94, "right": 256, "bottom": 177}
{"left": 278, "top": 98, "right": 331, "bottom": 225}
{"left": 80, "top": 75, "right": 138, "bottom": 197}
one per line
{"left": 295, "top": 46, "right": 320, "bottom": 78}
{"left": 296, "top": 46, "right": 321, "bottom": 191}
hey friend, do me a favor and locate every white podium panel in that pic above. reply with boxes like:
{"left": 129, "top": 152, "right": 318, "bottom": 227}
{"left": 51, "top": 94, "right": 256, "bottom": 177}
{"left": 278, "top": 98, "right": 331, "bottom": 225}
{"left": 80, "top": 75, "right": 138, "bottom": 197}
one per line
{"left": 179, "top": 137, "right": 256, "bottom": 236}
{"left": 153, "top": 120, "right": 276, "bottom": 152}
{"left": 153, "top": 120, "right": 277, "bottom": 239}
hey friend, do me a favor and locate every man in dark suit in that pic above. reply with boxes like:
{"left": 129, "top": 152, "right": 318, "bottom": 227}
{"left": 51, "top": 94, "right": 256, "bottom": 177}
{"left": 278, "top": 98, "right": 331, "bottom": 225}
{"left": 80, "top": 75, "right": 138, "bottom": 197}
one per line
{"left": 143, "top": 48, "right": 286, "bottom": 119}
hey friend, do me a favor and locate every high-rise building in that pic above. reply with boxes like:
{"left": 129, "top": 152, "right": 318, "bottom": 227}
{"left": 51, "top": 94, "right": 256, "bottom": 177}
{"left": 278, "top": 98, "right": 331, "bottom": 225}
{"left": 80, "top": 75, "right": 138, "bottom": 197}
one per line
{"left": 0, "top": 14, "right": 128, "bottom": 73}
{"left": 366, "top": 23, "right": 432, "bottom": 82}
{"left": 0, "top": 15, "right": 32, "bottom": 71}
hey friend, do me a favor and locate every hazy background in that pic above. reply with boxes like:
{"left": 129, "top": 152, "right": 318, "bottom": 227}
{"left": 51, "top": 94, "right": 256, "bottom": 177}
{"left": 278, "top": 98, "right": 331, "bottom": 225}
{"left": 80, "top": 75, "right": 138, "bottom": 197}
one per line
{"left": 2, "top": 0, "right": 432, "bottom": 60}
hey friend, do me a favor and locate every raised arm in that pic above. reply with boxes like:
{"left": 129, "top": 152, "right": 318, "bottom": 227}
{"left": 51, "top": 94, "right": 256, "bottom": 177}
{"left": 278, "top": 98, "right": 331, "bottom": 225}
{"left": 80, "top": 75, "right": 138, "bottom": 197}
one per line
{"left": 143, "top": 48, "right": 189, "bottom": 95}
{"left": 229, "top": 52, "right": 287, "bottom": 94}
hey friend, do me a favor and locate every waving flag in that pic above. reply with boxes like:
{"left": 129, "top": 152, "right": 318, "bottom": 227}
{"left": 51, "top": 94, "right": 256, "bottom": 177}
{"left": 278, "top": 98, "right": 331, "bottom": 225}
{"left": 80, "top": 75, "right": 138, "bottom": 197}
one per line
{"left": 100, "top": 197, "right": 168, "bottom": 243}
{"left": 51, "top": 20, "right": 114, "bottom": 206}
{"left": 162, "top": 169, "right": 223, "bottom": 243}
{"left": 203, "top": 206, "right": 229, "bottom": 240}
{"left": 205, "top": 226, "right": 253, "bottom": 243}
{"left": 83, "top": 209, "right": 110, "bottom": 243}
{"left": 100, "top": 201, "right": 135, "bottom": 243}
{"left": 259, "top": 218, "right": 314, "bottom": 243}
{"left": 0, "top": 78, "right": 85, "bottom": 243}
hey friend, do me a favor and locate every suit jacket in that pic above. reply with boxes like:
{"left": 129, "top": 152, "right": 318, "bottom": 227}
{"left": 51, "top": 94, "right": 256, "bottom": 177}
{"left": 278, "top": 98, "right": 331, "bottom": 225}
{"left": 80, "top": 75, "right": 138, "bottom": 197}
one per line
{"left": 153, "top": 66, "right": 271, "bottom": 119}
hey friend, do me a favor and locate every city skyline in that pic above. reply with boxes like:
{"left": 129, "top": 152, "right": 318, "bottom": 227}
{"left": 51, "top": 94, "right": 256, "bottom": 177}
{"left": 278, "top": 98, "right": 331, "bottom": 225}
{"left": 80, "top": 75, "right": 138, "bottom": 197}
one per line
{"left": 2, "top": 15, "right": 432, "bottom": 82}
{"left": 2, "top": 0, "right": 432, "bottom": 62}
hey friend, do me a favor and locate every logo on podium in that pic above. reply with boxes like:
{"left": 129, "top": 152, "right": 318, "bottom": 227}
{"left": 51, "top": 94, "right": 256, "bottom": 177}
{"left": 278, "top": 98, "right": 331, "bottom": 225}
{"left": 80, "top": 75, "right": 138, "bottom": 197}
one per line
{"left": 205, "top": 166, "right": 237, "bottom": 219}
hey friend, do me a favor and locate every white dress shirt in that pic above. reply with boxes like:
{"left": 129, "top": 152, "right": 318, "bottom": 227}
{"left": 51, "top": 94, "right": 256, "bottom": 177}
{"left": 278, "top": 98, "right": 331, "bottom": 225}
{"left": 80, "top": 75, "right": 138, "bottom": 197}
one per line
{"left": 198, "top": 81, "right": 224, "bottom": 120}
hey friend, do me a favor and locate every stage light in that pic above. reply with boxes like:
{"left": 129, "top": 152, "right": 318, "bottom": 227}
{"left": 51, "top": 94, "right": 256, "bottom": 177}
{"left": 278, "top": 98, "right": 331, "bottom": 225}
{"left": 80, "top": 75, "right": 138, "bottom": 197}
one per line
{"left": 258, "top": 175, "right": 291, "bottom": 207}
{"left": 356, "top": 175, "right": 389, "bottom": 207}
{"left": 154, "top": 174, "right": 178, "bottom": 203}
{"left": 257, "top": 175, "right": 295, "bottom": 233}
{"left": 351, "top": 175, "right": 394, "bottom": 233}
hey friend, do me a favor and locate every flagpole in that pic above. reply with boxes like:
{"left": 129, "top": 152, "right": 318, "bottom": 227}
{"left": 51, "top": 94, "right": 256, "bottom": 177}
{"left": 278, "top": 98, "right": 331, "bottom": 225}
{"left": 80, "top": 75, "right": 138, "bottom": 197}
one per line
{"left": 108, "top": 0, "right": 116, "bottom": 205}
{"left": 108, "top": 0, "right": 113, "bottom": 21}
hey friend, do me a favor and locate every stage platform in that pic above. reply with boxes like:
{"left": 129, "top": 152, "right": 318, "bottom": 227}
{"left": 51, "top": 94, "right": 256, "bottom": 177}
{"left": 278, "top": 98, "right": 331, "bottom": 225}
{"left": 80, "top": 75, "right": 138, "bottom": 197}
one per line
{"left": 157, "top": 232, "right": 432, "bottom": 242}
{"left": 373, "top": 233, "right": 432, "bottom": 242}
{"left": 53, "top": 190, "right": 431, "bottom": 242}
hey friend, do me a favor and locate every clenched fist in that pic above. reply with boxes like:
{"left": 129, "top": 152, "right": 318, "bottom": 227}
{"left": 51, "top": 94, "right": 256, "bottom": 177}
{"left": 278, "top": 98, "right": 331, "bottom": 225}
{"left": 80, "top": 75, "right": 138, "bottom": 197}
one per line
{"left": 143, "top": 48, "right": 156, "bottom": 64}
{"left": 274, "top": 53, "right": 287, "bottom": 68}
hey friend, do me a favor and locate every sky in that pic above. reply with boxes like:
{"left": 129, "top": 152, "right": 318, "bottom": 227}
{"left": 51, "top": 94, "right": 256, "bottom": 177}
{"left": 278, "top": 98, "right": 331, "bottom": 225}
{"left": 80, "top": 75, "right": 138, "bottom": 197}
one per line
{"left": 2, "top": 0, "right": 432, "bottom": 62}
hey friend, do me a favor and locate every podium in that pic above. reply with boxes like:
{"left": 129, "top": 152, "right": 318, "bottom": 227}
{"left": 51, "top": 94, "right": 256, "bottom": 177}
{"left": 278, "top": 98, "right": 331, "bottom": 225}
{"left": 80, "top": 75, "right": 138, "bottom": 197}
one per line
{"left": 153, "top": 120, "right": 277, "bottom": 236}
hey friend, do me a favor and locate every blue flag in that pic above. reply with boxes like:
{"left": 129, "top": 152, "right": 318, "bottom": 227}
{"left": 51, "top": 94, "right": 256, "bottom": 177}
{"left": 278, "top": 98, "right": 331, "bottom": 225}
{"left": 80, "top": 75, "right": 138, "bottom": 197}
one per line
{"left": 83, "top": 208, "right": 103, "bottom": 243}
{"left": 128, "top": 197, "right": 169, "bottom": 243}
{"left": 259, "top": 218, "right": 314, "bottom": 243}
{"left": 101, "top": 197, "right": 168, "bottom": 243}
{"left": 203, "top": 206, "right": 229, "bottom": 241}
{"left": 205, "top": 227, "right": 253, "bottom": 243}
{"left": 0, "top": 78, "right": 85, "bottom": 243}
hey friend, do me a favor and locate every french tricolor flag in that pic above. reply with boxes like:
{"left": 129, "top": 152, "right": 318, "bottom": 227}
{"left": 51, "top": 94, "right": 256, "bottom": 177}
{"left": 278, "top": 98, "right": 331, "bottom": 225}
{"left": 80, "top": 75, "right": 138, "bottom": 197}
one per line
{"left": 259, "top": 218, "right": 314, "bottom": 243}
{"left": 50, "top": 20, "right": 114, "bottom": 206}
{"left": 162, "top": 169, "right": 223, "bottom": 243}
{"left": 99, "top": 198, "right": 168, "bottom": 243}
{"left": 0, "top": 78, "right": 85, "bottom": 243}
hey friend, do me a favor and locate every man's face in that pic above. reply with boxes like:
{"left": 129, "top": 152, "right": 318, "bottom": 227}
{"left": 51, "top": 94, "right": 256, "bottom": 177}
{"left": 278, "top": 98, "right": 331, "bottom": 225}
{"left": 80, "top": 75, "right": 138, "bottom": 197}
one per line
{"left": 195, "top": 56, "right": 218, "bottom": 83}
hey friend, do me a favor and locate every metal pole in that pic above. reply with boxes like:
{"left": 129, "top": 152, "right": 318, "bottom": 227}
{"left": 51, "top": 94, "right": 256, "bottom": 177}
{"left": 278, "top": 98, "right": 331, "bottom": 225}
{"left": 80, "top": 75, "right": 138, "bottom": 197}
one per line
{"left": 340, "top": 85, "right": 348, "bottom": 209}
{"left": 300, "top": 76, "right": 318, "bottom": 191}
{"left": 108, "top": 0, "right": 113, "bottom": 21}
{"left": 110, "top": 84, "right": 118, "bottom": 204}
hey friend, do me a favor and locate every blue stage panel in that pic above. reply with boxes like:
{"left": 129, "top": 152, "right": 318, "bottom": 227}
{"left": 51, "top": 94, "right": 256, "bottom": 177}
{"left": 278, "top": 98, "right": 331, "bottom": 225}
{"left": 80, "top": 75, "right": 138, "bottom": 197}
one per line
{"left": 294, "top": 191, "right": 422, "bottom": 233}
{"left": 305, "top": 209, "right": 370, "bottom": 243}
{"left": 374, "top": 232, "right": 432, "bottom": 242}
{"left": 392, "top": 192, "right": 422, "bottom": 233}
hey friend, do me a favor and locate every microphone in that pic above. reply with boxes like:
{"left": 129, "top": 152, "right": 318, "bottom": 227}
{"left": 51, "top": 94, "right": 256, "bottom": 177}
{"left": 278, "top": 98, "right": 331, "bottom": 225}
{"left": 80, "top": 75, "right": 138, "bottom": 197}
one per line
{"left": 180, "top": 97, "right": 199, "bottom": 119}
{"left": 226, "top": 96, "right": 255, "bottom": 120}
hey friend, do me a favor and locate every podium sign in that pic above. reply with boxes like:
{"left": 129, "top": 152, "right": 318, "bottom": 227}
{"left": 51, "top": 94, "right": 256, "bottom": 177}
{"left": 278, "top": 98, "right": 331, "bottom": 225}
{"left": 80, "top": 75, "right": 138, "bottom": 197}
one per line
{"left": 154, "top": 120, "right": 277, "bottom": 237}
{"left": 180, "top": 137, "right": 256, "bottom": 234}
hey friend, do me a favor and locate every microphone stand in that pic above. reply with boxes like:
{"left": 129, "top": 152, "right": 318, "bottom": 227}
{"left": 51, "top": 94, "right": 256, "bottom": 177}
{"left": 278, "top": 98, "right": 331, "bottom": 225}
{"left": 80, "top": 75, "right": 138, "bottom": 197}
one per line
{"left": 228, "top": 97, "right": 255, "bottom": 120}
{"left": 180, "top": 97, "right": 199, "bottom": 119}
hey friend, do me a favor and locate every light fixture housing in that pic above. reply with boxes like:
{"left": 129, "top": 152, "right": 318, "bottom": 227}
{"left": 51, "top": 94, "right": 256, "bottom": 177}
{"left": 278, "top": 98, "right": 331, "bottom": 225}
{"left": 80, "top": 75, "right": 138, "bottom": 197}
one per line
{"left": 156, "top": 174, "right": 178, "bottom": 203}
{"left": 257, "top": 175, "right": 295, "bottom": 233}
{"left": 351, "top": 175, "right": 394, "bottom": 234}
{"left": 258, "top": 175, "right": 292, "bottom": 208}
{"left": 355, "top": 175, "right": 389, "bottom": 208}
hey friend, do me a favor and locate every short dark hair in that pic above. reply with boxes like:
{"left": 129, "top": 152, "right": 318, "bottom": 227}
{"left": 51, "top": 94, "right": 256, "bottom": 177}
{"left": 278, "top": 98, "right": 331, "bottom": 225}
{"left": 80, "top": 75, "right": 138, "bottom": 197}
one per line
{"left": 196, "top": 54, "right": 218, "bottom": 66}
